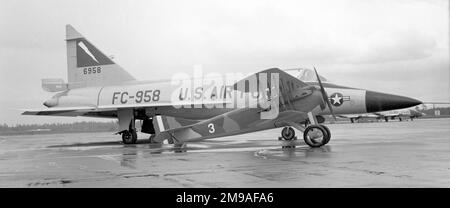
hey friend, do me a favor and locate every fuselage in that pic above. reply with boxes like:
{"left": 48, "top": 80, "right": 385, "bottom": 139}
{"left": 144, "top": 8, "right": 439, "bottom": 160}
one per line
{"left": 43, "top": 77, "right": 422, "bottom": 121}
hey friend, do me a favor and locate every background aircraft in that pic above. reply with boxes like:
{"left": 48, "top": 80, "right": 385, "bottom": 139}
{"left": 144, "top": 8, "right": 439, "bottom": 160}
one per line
{"left": 338, "top": 108, "right": 426, "bottom": 123}
{"left": 22, "top": 25, "right": 422, "bottom": 147}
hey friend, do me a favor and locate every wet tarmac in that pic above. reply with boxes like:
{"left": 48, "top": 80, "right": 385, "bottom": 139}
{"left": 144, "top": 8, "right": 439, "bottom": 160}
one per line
{"left": 0, "top": 118, "right": 449, "bottom": 187}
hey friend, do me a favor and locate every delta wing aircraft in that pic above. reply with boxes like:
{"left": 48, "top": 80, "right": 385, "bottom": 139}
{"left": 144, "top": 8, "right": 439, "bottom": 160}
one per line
{"left": 23, "top": 25, "right": 422, "bottom": 147}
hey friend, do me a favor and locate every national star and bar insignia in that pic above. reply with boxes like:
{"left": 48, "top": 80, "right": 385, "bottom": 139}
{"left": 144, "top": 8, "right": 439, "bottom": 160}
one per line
{"left": 328, "top": 92, "right": 350, "bottom": 107}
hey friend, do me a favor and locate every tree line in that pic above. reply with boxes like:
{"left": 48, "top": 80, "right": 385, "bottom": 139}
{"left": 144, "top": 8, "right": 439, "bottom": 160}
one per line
{"left": 0, "top": 121, "right": 119, "bottom": 135}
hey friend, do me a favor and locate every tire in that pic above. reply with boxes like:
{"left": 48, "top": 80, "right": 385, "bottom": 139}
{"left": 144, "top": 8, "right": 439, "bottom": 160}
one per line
{"left": 148, "top": 134, "right": 156, "bottom": 143}
{"left": 320, "top": 125, "right": 331, "bottom": 145}
{"left": 122, "top": 130, "right": 137, "bottom": 144}
{"left": 303, "top": 125, "right": 327, "bottom": 148}
{"left": 281, "top": 127, "right": 295, "bottom": 141}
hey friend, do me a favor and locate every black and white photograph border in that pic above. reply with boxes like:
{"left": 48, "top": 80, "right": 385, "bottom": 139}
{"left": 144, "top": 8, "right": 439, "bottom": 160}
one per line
{"left": 0, "top": 0, "right": 449, "bottom": 191}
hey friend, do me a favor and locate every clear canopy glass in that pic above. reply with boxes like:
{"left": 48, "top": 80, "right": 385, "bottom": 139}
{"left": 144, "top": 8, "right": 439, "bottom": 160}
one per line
{"left": 284, "top": 68, "right": 329, "bottom": 82}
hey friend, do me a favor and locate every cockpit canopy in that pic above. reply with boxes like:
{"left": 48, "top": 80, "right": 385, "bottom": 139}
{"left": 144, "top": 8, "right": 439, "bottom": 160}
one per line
{"left": 284, "top": 68, "right": 329, "bottom": 83}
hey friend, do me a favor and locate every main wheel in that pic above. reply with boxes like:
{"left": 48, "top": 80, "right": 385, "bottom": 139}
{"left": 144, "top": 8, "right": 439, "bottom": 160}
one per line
{"left": 303, "top": 125, "right": 328, "bottom": 148}
{"left": 148, "top": 134, "right": 157, "bottom": 143}
{"left": 320, "top": 124, "right": 331, "bottom": 145}
{"left": 122, "top": 130, "right": 137, "bottom": 144}
{"left": 281, "top": 127, "right": 296, "bottom": 141}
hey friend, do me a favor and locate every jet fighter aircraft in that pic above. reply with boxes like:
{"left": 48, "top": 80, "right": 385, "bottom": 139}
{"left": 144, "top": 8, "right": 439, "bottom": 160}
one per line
{"left": 22, "top": 25, "right": 422, "bottom": 147}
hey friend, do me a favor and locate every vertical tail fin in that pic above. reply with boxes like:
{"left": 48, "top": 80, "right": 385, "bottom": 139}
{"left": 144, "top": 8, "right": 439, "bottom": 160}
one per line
{"left": 66, "top": 24, "right": 135, "bottom": 89}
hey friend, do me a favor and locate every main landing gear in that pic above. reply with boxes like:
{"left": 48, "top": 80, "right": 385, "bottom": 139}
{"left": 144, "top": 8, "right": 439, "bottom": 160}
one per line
{"left": 121, "top": 129, "right": 137, "bottom": 144}
{"left": 118, "top": 116, "right": 138, "bottom": 144}
{"left": 279, "top": 124, "right": 331, "bottom": 148}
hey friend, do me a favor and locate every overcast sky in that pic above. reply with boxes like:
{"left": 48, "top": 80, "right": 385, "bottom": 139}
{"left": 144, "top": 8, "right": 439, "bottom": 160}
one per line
{"left": 0, "top": 0, "right": 448, "bottom": 125}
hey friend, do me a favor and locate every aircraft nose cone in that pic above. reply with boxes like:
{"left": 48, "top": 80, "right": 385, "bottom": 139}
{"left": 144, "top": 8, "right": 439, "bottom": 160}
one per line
{"left": 43, "top": 98, "right": 58, "bottom": 107}
{"left": 365, "top": 90, "right": 422, "bottom": 113}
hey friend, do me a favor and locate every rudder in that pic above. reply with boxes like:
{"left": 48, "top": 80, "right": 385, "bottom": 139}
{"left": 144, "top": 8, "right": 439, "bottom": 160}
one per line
{"left": 66, "top": 24, "right": 135, "bottom": 89}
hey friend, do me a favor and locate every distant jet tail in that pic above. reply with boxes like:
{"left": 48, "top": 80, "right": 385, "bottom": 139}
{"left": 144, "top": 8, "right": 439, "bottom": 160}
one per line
{"left": 65, "top": 24, "right": 135, "bottom": 89}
